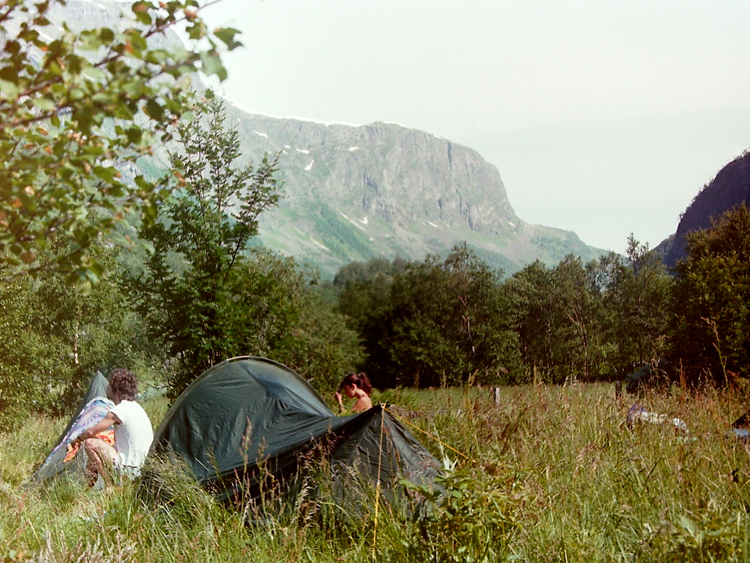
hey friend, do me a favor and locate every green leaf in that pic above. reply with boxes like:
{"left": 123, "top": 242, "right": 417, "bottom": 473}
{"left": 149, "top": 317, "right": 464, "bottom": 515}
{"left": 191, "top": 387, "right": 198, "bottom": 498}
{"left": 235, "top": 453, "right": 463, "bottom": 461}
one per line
{"left": 98, "top": 27, "right": 115, "bottom": 43}
{"left": 32, "top": 97, "right": 55, "bottom": 111}
{"left": 0, "top": 79, "right": 21, "bottom": 99}
{"left": 132, "top": 1, "right": 153, "bottom": 25}
{"left": 186, "top": 20, "right": 207, "bottom": 41}
{"left": 199, "top": 51, "right": 227, "bottom": 81}
{"left": 134, "top": 175, "right": 152, "bottom": 190}
{"left": 214, "top": 27, "right": 242, "bottom": 50}
{"left": 144, "top": 98, "right": 164, "bottom": 120}
{"left": 125, "top": 126, "right": 142, "bottom": 144}
{"left": 4, "top": 40, "right": 20, "bottom": 56}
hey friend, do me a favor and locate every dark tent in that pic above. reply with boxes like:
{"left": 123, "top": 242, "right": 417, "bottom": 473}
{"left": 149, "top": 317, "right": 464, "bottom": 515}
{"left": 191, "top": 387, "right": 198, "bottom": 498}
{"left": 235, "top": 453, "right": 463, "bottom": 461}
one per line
{"left": 31, "top": 372, "right": 112, "bottom": 484}
{"left": 148, "top": 357, "right": 440, "bottom": 502}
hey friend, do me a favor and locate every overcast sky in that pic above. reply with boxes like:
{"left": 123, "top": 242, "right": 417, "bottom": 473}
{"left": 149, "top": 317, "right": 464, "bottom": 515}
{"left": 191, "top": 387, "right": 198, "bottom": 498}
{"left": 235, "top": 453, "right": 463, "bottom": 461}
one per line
{"left": 202, "top": 0, "right": 750, "bottom": 254}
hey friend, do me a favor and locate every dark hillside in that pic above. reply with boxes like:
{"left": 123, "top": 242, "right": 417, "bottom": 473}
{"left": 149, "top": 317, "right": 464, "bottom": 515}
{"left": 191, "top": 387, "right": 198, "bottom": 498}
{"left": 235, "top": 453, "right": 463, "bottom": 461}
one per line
{"left": 659, "top": 151, "right": 750, "bottom": 268}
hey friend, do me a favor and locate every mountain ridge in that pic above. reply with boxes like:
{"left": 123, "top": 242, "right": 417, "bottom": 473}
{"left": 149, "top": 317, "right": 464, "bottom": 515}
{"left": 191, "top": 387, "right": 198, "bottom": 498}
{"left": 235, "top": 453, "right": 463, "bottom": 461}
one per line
{"left": 224, "top": 104, "right": 606, "bottom": 276}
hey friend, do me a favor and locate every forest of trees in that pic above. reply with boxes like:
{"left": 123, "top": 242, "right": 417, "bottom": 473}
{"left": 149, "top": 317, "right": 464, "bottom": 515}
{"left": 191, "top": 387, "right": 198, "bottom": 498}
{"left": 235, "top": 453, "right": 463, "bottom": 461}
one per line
{"left": 2, "top": 0, "right": 750, "bottom": 428}
{"left": 333, "top": 241, "right": 672, "bottom": 389}
{"left": 330, "top": 210, "right": 750, "bottom": 391}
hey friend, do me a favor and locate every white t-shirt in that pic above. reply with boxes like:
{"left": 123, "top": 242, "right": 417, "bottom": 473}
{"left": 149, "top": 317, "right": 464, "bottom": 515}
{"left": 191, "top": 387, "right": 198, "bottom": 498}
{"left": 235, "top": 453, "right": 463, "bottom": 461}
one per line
{"left": 110, "top": 400, "right": 154, "bottom": 476}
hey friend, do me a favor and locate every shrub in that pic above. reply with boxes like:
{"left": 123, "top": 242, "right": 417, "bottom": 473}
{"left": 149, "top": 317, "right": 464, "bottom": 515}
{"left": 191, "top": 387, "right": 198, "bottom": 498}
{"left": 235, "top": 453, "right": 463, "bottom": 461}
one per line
{"left": 404, "top": 460, "right": 520, "bottom": 562}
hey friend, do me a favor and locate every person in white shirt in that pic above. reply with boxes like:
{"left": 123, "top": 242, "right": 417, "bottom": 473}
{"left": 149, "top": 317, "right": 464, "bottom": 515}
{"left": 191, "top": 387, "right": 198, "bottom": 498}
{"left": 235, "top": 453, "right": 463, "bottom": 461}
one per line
{"left": 72, "top": 368, "right": 154, "bottom": 486}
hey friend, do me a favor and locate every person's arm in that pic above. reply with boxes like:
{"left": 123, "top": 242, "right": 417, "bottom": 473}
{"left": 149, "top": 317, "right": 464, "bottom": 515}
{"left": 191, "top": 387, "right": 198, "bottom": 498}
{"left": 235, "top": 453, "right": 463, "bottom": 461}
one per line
{"left": 72, "top": 411, "right": 121, "bottom": 444}
{"left": 334, "top": 391, "right": 347, "bottom": 414}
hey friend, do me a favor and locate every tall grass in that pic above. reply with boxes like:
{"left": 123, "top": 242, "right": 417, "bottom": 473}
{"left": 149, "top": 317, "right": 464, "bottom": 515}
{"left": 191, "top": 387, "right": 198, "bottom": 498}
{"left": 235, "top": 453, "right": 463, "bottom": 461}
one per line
{"left": 2, "top": 383, "right": 750, "bottom": 561}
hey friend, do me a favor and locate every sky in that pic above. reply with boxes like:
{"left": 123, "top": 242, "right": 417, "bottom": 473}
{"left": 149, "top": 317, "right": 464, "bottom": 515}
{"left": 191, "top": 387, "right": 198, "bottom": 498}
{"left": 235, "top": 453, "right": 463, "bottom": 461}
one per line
{"left": 200, "top": 0, "right": 750, "bottom": 254}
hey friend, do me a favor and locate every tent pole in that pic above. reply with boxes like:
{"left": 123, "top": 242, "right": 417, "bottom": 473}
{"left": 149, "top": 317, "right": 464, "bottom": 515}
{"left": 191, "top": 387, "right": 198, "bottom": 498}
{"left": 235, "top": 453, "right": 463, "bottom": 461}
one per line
{"left": 372, "top": 407, "right": 385, "bottom": 558}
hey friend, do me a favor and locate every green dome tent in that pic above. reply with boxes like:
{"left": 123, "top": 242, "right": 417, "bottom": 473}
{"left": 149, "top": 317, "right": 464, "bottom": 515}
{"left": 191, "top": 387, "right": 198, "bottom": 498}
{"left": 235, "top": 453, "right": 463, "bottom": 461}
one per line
{"left": 147, "top": 357, "right": 439, "bottom": 503}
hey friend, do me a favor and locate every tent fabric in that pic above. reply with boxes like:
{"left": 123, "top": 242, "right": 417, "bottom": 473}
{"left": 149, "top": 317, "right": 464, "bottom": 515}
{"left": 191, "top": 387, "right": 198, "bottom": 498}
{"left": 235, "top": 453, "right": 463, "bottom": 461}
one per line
{"left": 330, "top": 406, "right": 441, "bottom": 488}
{"left": 59, "top": 371, "right": 109, "bottom": 439}
{"left": 150, "top": 357, "right": 440, "bottom": 501}
{"left": 31, "top": 372, "right": 113, "bottom": 484}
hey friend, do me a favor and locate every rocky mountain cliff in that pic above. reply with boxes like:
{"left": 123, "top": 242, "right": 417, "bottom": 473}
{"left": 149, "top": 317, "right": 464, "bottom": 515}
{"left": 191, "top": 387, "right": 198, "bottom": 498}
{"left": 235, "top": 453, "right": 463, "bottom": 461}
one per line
{"left": 657, "top": 151, "right": 750, "bottom": 269}
{"left": 38, "top": 0, "right": 606, "bottom": 277}
{"left": 226, "top": 105, "right": 604, "bottom": 276}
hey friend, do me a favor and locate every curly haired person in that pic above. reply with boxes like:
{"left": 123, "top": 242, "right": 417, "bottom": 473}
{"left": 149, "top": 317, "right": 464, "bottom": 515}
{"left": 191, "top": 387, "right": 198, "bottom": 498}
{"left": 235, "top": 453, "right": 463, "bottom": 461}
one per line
{"left": 72, "top": 368, "right": 153, "bottom": 486}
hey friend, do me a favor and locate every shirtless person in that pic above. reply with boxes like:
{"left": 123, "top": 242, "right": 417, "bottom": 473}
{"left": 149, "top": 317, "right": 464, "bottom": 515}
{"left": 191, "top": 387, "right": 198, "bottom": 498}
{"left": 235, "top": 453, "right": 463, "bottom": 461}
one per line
{"left": 334, "top": 372, "right": 373, "bottom": 414}
{"left": 72, "top": 368, "right": 153, "bottom": 485}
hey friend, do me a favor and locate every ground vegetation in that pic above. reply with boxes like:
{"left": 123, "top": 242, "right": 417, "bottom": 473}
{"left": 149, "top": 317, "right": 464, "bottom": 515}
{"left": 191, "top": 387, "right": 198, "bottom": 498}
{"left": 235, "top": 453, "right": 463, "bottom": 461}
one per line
{"left": 4, "top": 383, "right": 750, "bottom": 561}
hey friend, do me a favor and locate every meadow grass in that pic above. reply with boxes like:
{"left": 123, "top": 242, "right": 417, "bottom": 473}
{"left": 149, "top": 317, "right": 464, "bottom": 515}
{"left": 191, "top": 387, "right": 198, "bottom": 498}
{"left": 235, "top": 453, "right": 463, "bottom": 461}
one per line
{"left": 1, "top": 382, "right": 750, "bottom": 562}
